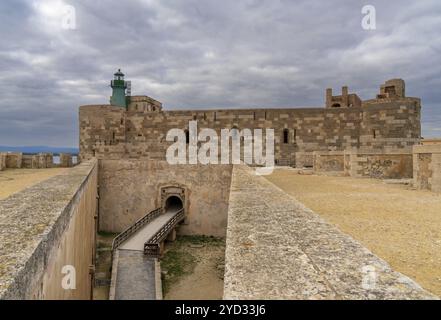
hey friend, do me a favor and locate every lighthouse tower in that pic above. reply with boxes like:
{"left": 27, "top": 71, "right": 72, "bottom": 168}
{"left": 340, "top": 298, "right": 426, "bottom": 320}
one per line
{"left": 110, "top": 69, "right": 128, "bottom": 108}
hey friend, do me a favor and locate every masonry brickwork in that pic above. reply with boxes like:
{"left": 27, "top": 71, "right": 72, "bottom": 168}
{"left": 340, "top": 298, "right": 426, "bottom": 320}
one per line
{"left": 79, "top": 79, "right": 421, "bottom": 166}
{"left": 413, "top": 145, "right": 441, "bottom": 192}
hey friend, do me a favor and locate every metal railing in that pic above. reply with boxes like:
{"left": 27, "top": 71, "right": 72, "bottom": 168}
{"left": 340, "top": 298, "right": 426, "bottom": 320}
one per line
{"left": 144, "top": 208, "right": 185, "bottom": 257}
{"left": 112, "top": 207, "right": 162, "bottom": 250}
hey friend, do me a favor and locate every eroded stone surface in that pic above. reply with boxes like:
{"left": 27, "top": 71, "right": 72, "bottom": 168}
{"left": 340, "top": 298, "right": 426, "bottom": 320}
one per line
{"left": 0, "top": 160, "right": 97, "bottom": 299}
{"left": 223, "top": 165, "right": 438, "bottom": 300}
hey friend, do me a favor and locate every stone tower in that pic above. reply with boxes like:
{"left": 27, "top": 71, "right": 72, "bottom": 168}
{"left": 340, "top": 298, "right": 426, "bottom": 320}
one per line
{"left": 110, "top": 69, "right": 128, "bottom": 108}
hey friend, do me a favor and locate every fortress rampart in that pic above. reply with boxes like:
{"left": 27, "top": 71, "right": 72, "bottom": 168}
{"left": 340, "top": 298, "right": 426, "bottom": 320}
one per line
{"left": 79, "top": 79, "right": 421, "bottom": 165}
{"left": 223, "top": 164, "right": 436, "bottom": 299}
{"left": 0, "top": 160, "right": 97, "bottom": 299}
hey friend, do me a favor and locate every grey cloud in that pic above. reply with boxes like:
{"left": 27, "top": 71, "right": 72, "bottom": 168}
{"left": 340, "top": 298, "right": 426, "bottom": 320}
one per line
{"left": 0, "top": 0, "right": 440, "bottom": 147}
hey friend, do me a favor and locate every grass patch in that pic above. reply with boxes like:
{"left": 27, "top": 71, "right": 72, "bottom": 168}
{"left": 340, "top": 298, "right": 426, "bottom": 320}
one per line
{"left": 161, "top": 235, "right": 225, "bottom": 294}
{"left": 176, "top": 235, "right": 225, "bottom": 246}
{"left": 96, "top": 231, "right": 118, "bottom": 249}
{"left": 161, "top": 247, "right": 196, "bottom": 295}
{"left": 97, "top": 230, "right": 118, "bottom": 237}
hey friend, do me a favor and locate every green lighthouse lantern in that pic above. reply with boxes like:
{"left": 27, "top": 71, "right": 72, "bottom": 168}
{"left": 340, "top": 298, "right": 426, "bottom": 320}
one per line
{"left": 110, "top": 69, "right": 128, "bottom": 108}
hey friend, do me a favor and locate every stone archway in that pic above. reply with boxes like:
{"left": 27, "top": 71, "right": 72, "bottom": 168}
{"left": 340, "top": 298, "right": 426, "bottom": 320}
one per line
{"left": 164, "top": 195, "right": 183, "bottom": 213}
{"left": 160, "top": 185, "right": 186, "bottom": 214}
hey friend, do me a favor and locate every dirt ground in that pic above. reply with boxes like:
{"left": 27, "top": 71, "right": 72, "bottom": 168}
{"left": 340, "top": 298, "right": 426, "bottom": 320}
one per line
{"left": 162, "top": 235, "right": 225, "bottom": 300}
{"left": 264, "top": 169, "right": 441, "bottom": 297}
{"left": 0, "top": 168, "right": 67, "bottom": 200}
{"left": 93, "top": 232, "right": 116, "bottom": 300}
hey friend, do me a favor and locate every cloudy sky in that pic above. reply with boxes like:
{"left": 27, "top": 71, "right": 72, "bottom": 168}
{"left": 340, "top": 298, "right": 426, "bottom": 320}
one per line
{"left": 0, "top": 0, "right": 440, "bottom": 147}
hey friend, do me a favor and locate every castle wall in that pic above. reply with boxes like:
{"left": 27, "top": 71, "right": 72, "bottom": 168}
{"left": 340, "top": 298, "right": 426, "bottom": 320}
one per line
{"left": 98, "top": 160, "right": 232, "bottom": 237}
{"left": 0, "top": 160, "right": 97, "bottom": 300}
{"left": 79, "top": 99, "right": 421, "bottom": 165}
{"left": 413, "top": 145, "right": 441, "bottom": 192}
{"left": 79, "top": 105, "right": 126, "bottom": 161}
{"left": 358, "top": 100, "right": 421, "bottom": 152}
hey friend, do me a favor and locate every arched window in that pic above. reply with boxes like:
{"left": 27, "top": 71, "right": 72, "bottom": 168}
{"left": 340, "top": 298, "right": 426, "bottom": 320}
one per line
{"left": 331, "top": 103, "right": 341, "bottom": 108}
{"left": 283, "top": 129, "right": 289, "bottom": 144}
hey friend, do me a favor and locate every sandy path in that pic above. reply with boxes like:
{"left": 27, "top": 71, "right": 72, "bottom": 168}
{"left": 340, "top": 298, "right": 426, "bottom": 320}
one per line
{"left": 264, "top": 169, "right": 441, "bottom": 297}
{"left": 0, "top": 168, "right": 67, "bottom": 200}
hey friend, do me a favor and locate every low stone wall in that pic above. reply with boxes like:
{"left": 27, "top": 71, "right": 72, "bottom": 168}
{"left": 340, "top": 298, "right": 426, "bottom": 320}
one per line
{"left": 223, "top": 164, "right": 436, "bottom": 299}
{"left": 59, "top": 153, "right": 73, "bottom": 167}
{"left": 348, "top": 151, "right": 413, "bottom": 179}
{"left": 5, "top": 152, "right": 22, "bottom": 168}
{"left": 313, "top": 151, "right": 346, "bottom": 173}
{"left": 21, "top": 153, "right": 54, "bottom": 169}
{"left": 0, "top": 153, "right": 6, "bottom": 171}
{"left": 0, "top": 160, "right": 98, "bottom": 300}
{"left": 295, "top": 152, "right": 314, "bottom": 168}
{"left": 33, "top": 153, "right": 53, "bottom": 169}
{"left": 313, "top": 150, "right": 413, "bottom": 179}
{"left": 2, "top": 152, "right": 75, "bottom": 169}
{"left": 413, "top": 145, "right": 441, "bottom": 192}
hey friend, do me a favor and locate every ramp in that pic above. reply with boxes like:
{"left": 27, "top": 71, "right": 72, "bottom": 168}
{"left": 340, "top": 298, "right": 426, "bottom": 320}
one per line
{"left": 113, "top": 250, "right": 156, "bottom": 300}
{"left": 109, "top": 207, "right": 185, "bottom": 300}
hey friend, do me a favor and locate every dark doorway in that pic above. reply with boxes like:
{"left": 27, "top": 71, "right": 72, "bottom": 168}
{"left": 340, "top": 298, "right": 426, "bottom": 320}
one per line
{"left": 283, "top": 129, "right": 289, "bottom": 144}
{"left": 165, "top": 196, "right": 183, "bottom": 212}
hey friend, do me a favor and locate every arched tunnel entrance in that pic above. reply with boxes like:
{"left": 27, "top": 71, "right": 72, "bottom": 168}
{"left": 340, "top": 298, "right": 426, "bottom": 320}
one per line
{"left": 164, "top": 195, "right": 184, "bottom": 213}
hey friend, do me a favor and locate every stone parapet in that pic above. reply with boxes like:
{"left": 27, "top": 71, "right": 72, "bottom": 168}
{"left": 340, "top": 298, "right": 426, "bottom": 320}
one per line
{"left": 0, "top": 159, "right": 98, "bottom": 299}
{"left": 413, "top": 144, "right": 441, "bottom": 192}
{"left": 223, "top": 164, "right": 437, "bottom": 299}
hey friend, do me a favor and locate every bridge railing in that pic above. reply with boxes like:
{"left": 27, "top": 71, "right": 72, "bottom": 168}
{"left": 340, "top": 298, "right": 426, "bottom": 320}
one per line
{"left": 144, "top": 208, "right": 185, "bottom": 257}
{"left": 112, "top": 207, "right": 162, "bottom": 251}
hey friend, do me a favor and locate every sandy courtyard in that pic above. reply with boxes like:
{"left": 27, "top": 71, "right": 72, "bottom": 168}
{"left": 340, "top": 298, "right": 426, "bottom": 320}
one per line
{"left": 0, "top": 168, "right": 67, "bottom": 200}
{"left": 265, "top": 169, "right": 441, "bottom": 297}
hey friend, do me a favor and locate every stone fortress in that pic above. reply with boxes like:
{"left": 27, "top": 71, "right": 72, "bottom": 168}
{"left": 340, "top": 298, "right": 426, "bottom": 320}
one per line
{"left": 80, "top": 74, "right": 421, "bottom": 167}
{"left": 1, "top": 70, "right": 440, "bottom": 300}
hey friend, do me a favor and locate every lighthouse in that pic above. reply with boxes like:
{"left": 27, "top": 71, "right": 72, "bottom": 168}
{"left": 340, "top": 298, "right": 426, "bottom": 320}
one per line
{"left": 110, "top": 69, "right": 128, "bottom": 108}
